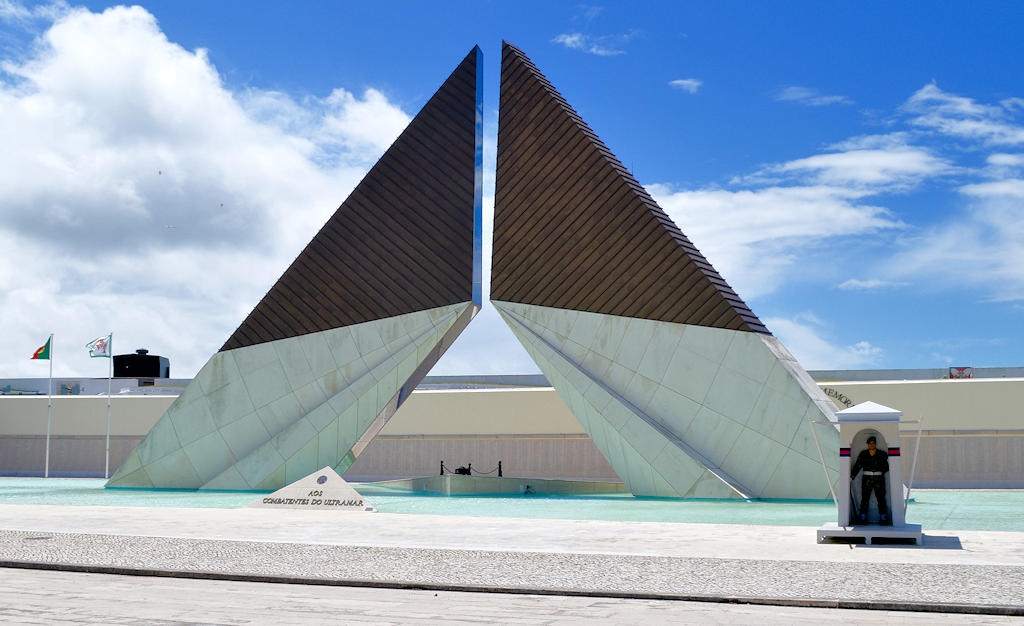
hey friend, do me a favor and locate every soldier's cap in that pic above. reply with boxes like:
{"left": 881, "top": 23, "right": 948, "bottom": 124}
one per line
{"left": 866, "top": 436, "right": 877, "bottom": 444}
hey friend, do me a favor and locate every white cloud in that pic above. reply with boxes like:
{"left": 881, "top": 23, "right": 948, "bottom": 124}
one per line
{"left": 836, "top": 279, "right": 905, "bottom": 291}
{"left": 0, "top": 0, "right": 29, "bottom": 19}
{"left": 577, "top": 5, "right": 604, "bottom": 23}
{"left": 551, "top": 31, "right": 640, "bottom": 56}
{"left": 886, "top": 182, "right": 1024, "bottom": 302}
{"left": 771, "top": 146, "right": 950, "bottom": 188}
{"left": 904, "top": 83, "right": 1024, "bottom": 145}
{"left": 320, "top": 88, "right": 410, "bottom": 158}
{"left": 738, "top": 133, "right": 953, "bottom": 190}
{"left": 865, "top": 85, "right": 1024, "bottom": 302}
{"left": 0, "top": 5, "right": 411, "bottom": 377}
{"left": 827, "top": 133, "right": 909, "bottom": 151}
{"left": 649, "top": 184, "right": 901, "bottom": 298}
{"left": 669, "top": 78, "right": 702, "bottom": 94}
{"left": 0, "top": 0, "right": 67, "bottom": 21}
{"left": 432, "top": 305, "right": 540, "bottom": 375}
{"left": 648, "top": 84, "right": 1024, "bottom": 312}
{"left": 766, "top": 316, "right": 883, "bottom": 370}
{"left": 960, "top": 178, "right": 1024, "bottom": 198}
{"left": 647, "top": 131, "right": 950, "bottom": 305}
{"left": 552, "top": 33, "right": 622, "bottom": 56}
{"left": 987, "top": 153, "right": 1024, "bottom": 168}
{"left": 983, "top": 153, "right": 1024, "bottom": 179}
{"left": 1002, "top": 97, "right": 1024, "bottom": 112}
{"left": 776, "top": 86, "right": 852, "bottom": 106}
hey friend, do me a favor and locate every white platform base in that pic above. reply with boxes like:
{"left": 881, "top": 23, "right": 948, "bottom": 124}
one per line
{"left": 817, "top": 522, "right": 923, "bottom": 545}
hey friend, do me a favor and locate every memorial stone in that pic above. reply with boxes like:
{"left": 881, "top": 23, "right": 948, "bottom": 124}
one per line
{"left": 248, "top": 466, "right": 375, "bottom": 512}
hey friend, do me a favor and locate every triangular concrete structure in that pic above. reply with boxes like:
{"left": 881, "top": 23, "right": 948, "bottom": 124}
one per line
{"left": 492, "top": 43, "right": 763, "bottom": 332}
{"left": 492, "top": 43, "right": 839, "bottom": 499}
{"left": 249, "top": 466, "right": 374, "bottom": 511}
{"left": 109, "top": 47, "right": 484, "bottom": 491}
{"left": 224, "top": 47, "right": 483, "bottom": 350}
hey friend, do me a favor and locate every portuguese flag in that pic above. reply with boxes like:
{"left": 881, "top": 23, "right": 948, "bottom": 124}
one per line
{"left": 31, "top": 337, "right": 51, "bottom": 360}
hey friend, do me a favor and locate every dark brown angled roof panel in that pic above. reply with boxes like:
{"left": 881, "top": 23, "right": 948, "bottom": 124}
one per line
{"left": 491, "top": 42, "right": 769, "bottom": 335}
{"left": 221, "top": 47, "right": 483, "bottom": 352}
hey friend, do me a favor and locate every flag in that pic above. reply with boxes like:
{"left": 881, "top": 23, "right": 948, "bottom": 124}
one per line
{"left": 31, "top": 337, "right": 51, "bottom": 360}
{"left": 87, "top": 334, "right": 112, "bottom": 358}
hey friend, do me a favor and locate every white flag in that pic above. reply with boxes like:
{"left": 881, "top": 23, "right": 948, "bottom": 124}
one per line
{"left": 86, "top": 334, "right": 112, "bottom": 358}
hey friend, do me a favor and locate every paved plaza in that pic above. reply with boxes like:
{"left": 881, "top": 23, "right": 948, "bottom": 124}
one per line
{"left": 3, "top": 568, "right": 1021, "bottom": 625}
{"left": 0, "top": 504, "right": 1022, "bottom": 622}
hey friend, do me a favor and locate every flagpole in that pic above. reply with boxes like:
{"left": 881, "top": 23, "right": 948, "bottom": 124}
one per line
{"left": 44, "top": 334, "right": 53, "bottom": 479}
{"left": 105, "top": 333, "right": 112, "bottom": 479}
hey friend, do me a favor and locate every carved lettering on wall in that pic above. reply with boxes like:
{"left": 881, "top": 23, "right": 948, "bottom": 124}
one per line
{"left": 822, "top": 387, "right": 854, "bottom": 409}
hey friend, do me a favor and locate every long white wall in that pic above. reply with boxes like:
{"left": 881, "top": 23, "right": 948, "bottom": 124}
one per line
{"left": 3, "top": 378, "right": 1023, "bottom": 485}
{"left": 819, "top": 378, "right": 1024, "bottom": 430}
{"left": 6, "top": 378, "right": 1022, "bottom": 437}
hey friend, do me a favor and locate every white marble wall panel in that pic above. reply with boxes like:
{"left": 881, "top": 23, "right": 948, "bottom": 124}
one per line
{"left": 218, "top": 412, "right": 271, "bottom": 460}
{"left": 494, "top": 301, "right": 839, "bottom": 499}
{"left": 681, "top": 406, "right": 744, "bottom": 468}
{"left": 182, "top": 431, "right": 235, "bottom": 483}
{"left": 168, "top": 395, "right": 218, "bottom": 448}
{"left": 761, "top": 448, "right": 836, "bottom": 500}
{"left": 499, "top": 304, "right": 747, "bottom": 500}
{"left": 224, "top": 305, "right": 474, "bottom": 490}
{"left": 720, "top": 426, "right": 790, "bottom": 495}
{"left": 107, "top": 302, "right": 474, "bottom": 490}
{"left": 661, "top": 346, "right": 719, "bottom": 406}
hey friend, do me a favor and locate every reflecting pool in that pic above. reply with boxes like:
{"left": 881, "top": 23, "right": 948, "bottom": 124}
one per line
{"left": 1, "top": 478, "right": 1021, "bottom": 532}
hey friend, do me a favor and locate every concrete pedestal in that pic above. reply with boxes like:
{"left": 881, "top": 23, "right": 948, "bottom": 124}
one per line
{"left": 817, "top": 522, "right": 923, "bottom": 545}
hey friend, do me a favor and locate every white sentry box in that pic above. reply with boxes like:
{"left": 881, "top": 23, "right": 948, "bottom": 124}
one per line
{"left": 818, "top": 401, "right": 922, "bottom": 545}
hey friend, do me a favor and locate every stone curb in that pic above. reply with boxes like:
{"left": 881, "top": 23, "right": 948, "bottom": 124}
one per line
{"left": 2, "top": 560, "right": 1022, "bottom": 617}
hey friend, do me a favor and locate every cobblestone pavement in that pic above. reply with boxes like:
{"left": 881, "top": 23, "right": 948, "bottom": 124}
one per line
{"left": 1, "top": 530, "right": 1023, "bottom": 613}
{"left": 1, "top": 568, "right": 1020, "bottom": 625}
{"left": 3, "top": 504, "right": 1023, "bottom": 566}
{"left": 1, "top": 505, "right": 1022, "bottom": 618}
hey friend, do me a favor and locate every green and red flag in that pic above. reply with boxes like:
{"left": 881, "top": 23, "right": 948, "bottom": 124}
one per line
{"left": 31, "top": 337, "right": 51, "bottom": 360}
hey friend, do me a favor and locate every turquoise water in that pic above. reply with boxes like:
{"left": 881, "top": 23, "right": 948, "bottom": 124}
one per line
{"left": 1, "top": 478, "right": 1022, "bottom": 531}
{"left": 0, "top": 478, "right": 259, "bottom": 509}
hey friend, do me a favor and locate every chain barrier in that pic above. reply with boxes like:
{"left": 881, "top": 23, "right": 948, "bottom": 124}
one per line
{"left": 439, "top": 460, "right": 503, "bottom": 476}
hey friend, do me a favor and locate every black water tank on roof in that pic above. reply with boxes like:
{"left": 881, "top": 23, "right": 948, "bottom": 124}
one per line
{"left": 113, "top": 348, "right": 170, "bottom": 378}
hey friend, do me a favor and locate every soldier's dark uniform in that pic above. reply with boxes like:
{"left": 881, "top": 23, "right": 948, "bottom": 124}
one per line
{"left": 851, "top": 440, "right": 890, "bottom": 524}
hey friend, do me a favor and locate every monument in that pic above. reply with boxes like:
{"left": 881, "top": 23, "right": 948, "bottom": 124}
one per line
{"left": 107, "top": 42, "right": 843, "bottom": 500}
{"left": 107, "top": 47, "right": 483, "bottom": 490}
{"left": 491, "top": 42, "right": 840, "bottom": 499}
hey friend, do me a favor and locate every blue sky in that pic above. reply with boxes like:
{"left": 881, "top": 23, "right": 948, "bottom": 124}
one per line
{"left": 2, "top": 1, "right": 1023, "bottom": 378}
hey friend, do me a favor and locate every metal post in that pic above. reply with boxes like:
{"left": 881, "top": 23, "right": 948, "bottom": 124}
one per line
{"left": 498, "top": 460, "right": 502, "bottom": 477}
{"left": 904, "top": 415, "right": 925, "bottom": 516}
{"left": 104, "top": 334, "right": 112, "bottom": 479}
{"left": 808, "top": 416, "right": 838, "bottom": 504}
{"left": 440, "top": 461, "right": 444, "bottom": 476}
{"left": 44, "top": 334, "right": 52, "bottom": 478}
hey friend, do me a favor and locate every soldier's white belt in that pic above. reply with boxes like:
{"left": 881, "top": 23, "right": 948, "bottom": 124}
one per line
{"left": 863, "top": 471, "right": 883, "bottom": 476}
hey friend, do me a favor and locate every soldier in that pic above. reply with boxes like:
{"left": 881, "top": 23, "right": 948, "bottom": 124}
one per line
{"left": 851, "top": 435, "right": 890, "bottom": 525}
